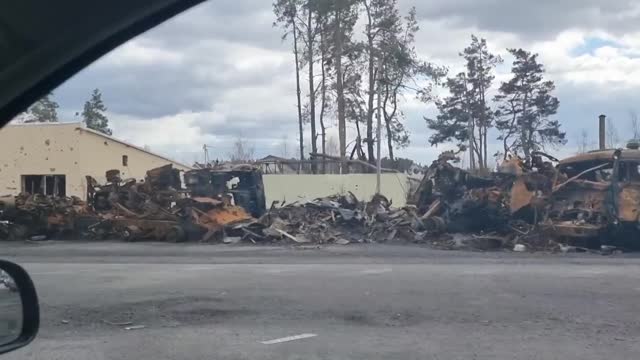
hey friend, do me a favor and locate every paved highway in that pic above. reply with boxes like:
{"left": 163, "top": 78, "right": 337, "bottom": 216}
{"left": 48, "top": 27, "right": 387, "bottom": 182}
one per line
{"left": 3, "top": 241, "right": 640, "bottom": 359}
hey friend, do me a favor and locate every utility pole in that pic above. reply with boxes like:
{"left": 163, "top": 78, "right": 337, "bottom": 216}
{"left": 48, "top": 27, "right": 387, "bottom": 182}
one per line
{"left": 376, "top": 57, "right": 383, "bottom": 194}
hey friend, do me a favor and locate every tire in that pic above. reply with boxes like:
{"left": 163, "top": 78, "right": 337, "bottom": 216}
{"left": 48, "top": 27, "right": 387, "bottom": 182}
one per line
{"left": 122, "top": 229, "right": 135, "bottom": 242}
{"left": 8, "top": 224, "right": 28, "bottom": 241}
{"left": 165, "top": 225, "right": 186, "bottom": 243}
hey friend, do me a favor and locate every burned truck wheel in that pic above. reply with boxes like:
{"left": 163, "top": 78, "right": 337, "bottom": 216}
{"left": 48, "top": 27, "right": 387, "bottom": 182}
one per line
{"left": 7, "top": 224, "right": 29, "bottom": 241}
{"left": 121, "top": 225, "right": 142, "bottom": 242}
{"left": 121, "top": 229, "right": 135, "bottom": 242}
{"left": 165, "top": 225, "right": 186, "bottom": 243}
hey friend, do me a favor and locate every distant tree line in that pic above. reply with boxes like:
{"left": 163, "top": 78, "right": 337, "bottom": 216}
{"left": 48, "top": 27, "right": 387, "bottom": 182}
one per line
{"left": 17, "top": 88, "right": 113, "bottom": 135}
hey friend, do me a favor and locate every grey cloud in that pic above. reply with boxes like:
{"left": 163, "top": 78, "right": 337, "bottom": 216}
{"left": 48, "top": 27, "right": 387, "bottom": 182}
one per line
{"left": 55, "top": 64, "right": 217, "bottom": 117}
{"left": 54, "top": 40, "right": 293, "bottom": 119}
{"left": 404, "top": 0, "right": 640, "bottom": 40}
{"left": 197, "top": 112, "right": 297, "bottom": 139}
{"left": 143, "top": 1, "right": 284, "bottom": 50}
{"left": 554, "top": 81, "right": 640, "bottom": 143}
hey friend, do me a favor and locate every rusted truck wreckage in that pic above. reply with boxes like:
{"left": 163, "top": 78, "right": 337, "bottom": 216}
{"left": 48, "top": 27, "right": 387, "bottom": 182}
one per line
{"left": 542, "top": 147, "right": 640, "bottom": 243}
{"left": 0, "top": 164, "right": 267, "bottom": 242}
{"left": 410, "top": 143, "right": 640, "bottom": 248}
{"left": 85, "top": 164, "right": 267, "bottom": 242}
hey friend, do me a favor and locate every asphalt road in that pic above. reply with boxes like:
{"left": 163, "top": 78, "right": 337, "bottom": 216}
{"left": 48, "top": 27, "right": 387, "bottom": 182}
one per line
{"left": 3, "top": 241, "right": 640, "bottom": 360}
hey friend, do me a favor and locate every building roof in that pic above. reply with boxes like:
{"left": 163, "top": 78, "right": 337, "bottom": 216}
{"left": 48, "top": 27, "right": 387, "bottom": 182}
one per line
{"left": 257, "top": 155, "right": 290, "bottom": 162}
{"left": 6, "top": 121, "right": 192, "bottom": 169}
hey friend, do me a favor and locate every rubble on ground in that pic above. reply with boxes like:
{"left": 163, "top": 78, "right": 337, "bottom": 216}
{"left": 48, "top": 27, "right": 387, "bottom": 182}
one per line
{"left": 241, "top": 192, "right": 418, "bottom": 245}
{"left": 0, "top": 193, "right": 90, "bottom": 240}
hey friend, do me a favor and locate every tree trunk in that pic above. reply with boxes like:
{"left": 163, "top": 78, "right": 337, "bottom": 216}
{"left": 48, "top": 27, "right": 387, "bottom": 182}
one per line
{"left": 473, "top": 131, "right": 482, "bottom": 170}
{"left": 503, "top": 137, "right": 509, "bottom": 160}
{"left": 292, "top": 22, "right": 304, "bottom": 173}
{"left": 478, "top": 49, "right": 488, "bottom": 170}
{"left": 462, "top": 75, "right": 476, "bottom": 170}
{"left": 307, "top": 9, "right": 318, "bottom": 174}
{"left": 355, "top": 119, "right": 363, "bottom": 160}
{"left": 334, "top": 7, "right": 347, "bottom": 167}
{"left": 319, "top": 30, "right": 328, "bottom": 174}
{"left": 365, "top": 4, "right": 375, "bottom": 165}
{"left": 483, "top": 127, "right": 488, "bottom": 169}
{"left": 520, "top": 93, "right": 530, "bottom": 159}
{"left": 382, "top": 81, "right": 400, "bottom": 163}
{"left": 467, "top": 118, "right": 475, "bottom": 170}
{"left": 474, "top": 126, "right": 483, "bottom": 170}
{"left": 385, "top": 117, "right": 394, "bottom": 162}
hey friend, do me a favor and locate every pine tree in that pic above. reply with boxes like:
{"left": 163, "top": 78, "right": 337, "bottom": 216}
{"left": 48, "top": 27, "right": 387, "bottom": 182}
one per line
{"left": 462, "top": 35, "right": 502, "bottom": 169}
{"left": 426, "top": 73, "right": 473, "bottom": 156}
{"left": 425, "top": 35, "right": 499, "bottom": 170}
{"left": 24, "top": 93, "right": 59, "bottom": 123}
{"left": 82, "top": 89, "right": 112, "bottom": 135}
{"left": 494, "top": 49, "right": 564, "bottom": 158}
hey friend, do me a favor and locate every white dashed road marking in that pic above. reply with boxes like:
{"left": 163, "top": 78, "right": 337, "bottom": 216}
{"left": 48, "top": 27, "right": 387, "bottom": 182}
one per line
{"left": 261, "top": 333, "right": 317, "bottom": 345}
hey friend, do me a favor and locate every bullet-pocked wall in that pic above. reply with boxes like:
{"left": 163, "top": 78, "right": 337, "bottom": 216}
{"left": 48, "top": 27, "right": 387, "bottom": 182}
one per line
{"left": 0, "top": 123, "right": 84, "bottom": 196}
{"left": 0, "top": 123, "right": 191, "bottom": 199}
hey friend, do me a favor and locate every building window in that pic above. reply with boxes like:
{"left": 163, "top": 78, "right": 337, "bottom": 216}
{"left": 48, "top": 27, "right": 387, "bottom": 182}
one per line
{"left": 122, "top": 155, "right": 128, "bottom": 166}
{"left": 21, "top": 175, "right": 66, "bottom": 197}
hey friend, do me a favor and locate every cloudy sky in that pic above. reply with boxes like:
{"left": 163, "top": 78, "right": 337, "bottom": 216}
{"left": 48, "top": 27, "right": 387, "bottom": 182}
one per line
{"left": 49, "top": 0, "right": 640, "bottom": 166}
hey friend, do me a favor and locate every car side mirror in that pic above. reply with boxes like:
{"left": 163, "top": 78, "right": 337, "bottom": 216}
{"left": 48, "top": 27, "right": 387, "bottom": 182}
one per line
{"left": 0, "top": 260, "right": 39, "bottom": 355}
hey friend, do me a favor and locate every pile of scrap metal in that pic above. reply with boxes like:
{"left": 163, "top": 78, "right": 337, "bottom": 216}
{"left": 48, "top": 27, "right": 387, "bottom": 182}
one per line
{"left": 86, "top": 164, "right": 264, "bottom": 242}
{"left": 405, "top": 152, "right": 554, "bottom": 250}
{"left": 229, "top": 192, "right": 420, "bottom": 245}
{"left": 0, "top": 193, "right": 90, "bottom": 240}
{"left": 409, "top": 143, "right": 640, "bottom": 251}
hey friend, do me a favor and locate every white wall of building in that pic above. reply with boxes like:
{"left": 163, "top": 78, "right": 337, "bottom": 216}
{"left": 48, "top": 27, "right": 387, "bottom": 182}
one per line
{"left": 263, "top": 173, "right": 410, "bottom": 207}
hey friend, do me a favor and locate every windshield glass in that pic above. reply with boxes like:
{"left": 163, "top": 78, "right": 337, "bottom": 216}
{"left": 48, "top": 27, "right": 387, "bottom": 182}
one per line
{"left": 3, "top": 1, "right": 640, "bottom": 359}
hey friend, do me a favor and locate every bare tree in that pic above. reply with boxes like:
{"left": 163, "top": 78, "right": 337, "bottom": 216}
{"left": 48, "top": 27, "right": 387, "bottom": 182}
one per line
{"left": 273, "top": 0, "right": 306, "bottom": 168}
{"left": 576, "top": 129, "right": 591, "bottom": 154}
{"left": 279, "top": 135, "right": 291, "bottom": 158}
{"left": 228, "top": 138, "right": 256, "bottom": 162}
{"left": 606, "top": 118, "right": 620, "bottom": 149}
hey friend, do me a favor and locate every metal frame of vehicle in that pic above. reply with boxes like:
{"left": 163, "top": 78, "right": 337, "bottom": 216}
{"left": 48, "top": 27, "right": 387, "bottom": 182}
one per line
{"left": 544, "top": 148, "right": 640, "bottom": 242}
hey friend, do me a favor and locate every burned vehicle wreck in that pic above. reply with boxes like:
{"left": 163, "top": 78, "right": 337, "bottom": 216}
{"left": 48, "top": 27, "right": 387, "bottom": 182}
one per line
{"left": 184, "top": 164, "right": 267, "bottom": 218}
{"left": 542, "top": 145, "right": 640, "bottom": 245}
{"left": 409, "top": 152, "right": 555, "bottom": 235}
{"left": 410, "top": 142, "right": 640, "bottom": 249}
{"left": 85, "top": 164, "right": 264, "bottom": 242}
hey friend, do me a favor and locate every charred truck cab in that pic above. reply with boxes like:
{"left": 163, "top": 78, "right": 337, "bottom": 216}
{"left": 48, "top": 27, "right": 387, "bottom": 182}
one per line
{"left": 184, "top": 164, "right": 267, "bottom": 218}
{"left": 544, "top": 142, "right": 640, "bottom": 245}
